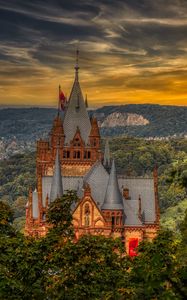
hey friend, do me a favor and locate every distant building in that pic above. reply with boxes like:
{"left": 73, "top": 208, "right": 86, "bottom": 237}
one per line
{"left": 25, "top": 54, "right": 159, "bottom": 256}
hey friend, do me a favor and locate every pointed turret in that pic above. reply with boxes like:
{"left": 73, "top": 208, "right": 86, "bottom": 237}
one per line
{"left": 63, "top": 50, "right": 91, "bottom": 144}
{"left": 102, "top": 160, "right": 124, "bottom": 210}
{"left": 50, "top": 148, "right": 63, "bottom": 202}
{"left": 103, "top": 139, "right": 111, "bottom": 168}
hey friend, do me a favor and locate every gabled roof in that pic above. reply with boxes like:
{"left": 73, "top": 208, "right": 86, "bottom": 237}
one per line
{"left": 102, "top": 160, "right": 124, "bottom": 210}
{"left": 49, "top": 148, "right": 63, "bottom": 202}
{"left": 63, "top": 65, "right": 91, "bottom": 144}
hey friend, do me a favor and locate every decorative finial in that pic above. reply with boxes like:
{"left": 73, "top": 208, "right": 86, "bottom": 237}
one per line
{"left": 75, "top": 49, "right": 79, "bottom": 81}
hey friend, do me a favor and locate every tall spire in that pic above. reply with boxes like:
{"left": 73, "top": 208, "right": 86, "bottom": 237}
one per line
{"left": 102, "top": 160, "right": 124, "bottom": 210}
{"left": 50, "top": 148, "right": 63, "bottom": 202}
{"left": 103, "top": 139, "right": 111, "bottom": 168}
{"left": 63, "top": 49, "right": 91, "bottom": 144}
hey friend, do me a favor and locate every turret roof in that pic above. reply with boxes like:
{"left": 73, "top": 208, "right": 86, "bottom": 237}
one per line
{"left": 50, "top": 148, "right": 63, "bottom": 202}
{"left": 102, "top": 160, "right": 124, "bottom": 210}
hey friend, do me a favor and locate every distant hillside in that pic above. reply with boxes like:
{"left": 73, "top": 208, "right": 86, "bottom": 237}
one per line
{"left": 100, "top": 112, "right": 149, "bottom": 127}
{"left": 0, "top": 107, "right": 56, "bottom": 141}
{"left": 0, "top": 104, "right": 186, "bottom": 141}
{"left": 94, "top": 104, "right": 187, "bottom": 137}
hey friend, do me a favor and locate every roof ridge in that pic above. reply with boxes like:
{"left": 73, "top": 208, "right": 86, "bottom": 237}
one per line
{"left": 84, "top": 160, "right": 101, "bottom": 181}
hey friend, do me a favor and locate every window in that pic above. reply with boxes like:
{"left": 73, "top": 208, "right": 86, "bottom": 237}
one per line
{"left": 116, "top": 216, "right": 120, "bottom": 225}
{"left": 63, "top": 150, "right": 70, "bottom": 159}
{"left": 73, "top": 151, "right": 81, "bottom": 159}
{"left": 84, "top": 151, "right": 91, "bottom": 159}
{"left": 84, "top": 204, "right": 90, "bottom": 226}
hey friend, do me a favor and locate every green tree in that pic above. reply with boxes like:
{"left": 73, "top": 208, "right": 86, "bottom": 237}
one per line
{"left": 129, "top": 230, "right": 186, "bottom": 299}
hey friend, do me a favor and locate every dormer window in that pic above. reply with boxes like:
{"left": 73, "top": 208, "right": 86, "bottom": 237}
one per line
{"left": 123, "top": 188, "right": 131, "bottom": 200}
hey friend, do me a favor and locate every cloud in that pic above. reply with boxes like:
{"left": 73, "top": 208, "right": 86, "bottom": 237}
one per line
{"left": 0, "top": 0, "right": 187, "bottom": 106}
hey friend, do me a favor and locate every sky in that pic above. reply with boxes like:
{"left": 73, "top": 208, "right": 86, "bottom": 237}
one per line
{"left": 0, "top": 0, "right": 187, "bottom": 107}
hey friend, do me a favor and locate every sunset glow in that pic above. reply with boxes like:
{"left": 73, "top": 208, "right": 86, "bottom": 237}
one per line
{"left": 0, "top": 0, "right": 187, "bottom": 107}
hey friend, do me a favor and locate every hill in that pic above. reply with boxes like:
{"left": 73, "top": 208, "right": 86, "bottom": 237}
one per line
{"left": 94, "top": 104, "right": 187, "bottom": 137}
{"left": 0, "top": 104, "right": 186, "bottom": 143}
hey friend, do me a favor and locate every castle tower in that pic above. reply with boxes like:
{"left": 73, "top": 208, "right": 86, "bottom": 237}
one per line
{"left": 102, "top": 160, "right": 124, "bottom": 237}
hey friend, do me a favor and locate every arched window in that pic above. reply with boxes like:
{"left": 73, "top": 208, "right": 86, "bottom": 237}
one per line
{"left": 84, "top": 203, "right": 90, "bottom": 226}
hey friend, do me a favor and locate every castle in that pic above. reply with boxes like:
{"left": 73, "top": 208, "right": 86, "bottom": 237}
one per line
{"left": 25, "top": 55, "right": 160, "bottom": 256}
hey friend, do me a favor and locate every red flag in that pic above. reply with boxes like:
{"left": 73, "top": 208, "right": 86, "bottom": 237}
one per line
{"left": 59, "top": 86, "right": 66, "bottom": 111}
{"left": 129, "top": 238, "right": 138, "bottom": 257}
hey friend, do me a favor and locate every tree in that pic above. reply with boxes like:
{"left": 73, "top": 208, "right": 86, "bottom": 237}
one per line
{"left": 129, "top": 230, "right": 186, "bottom": 299}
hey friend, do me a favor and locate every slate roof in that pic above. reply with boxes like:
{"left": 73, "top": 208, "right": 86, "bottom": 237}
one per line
{"left": 123, "top": 200, "right": 142, "bottom": 226}
{"left": 38, "top": 164, "right": 156, "bottom": 225}
{"left": 50, "top": 148, "right": 63, "bottom": 202}
{"left": 118, "top": 177, "right": 156, "bottom": 224}
{"left": 102, "top": 160, "right": 124, "bottom": 210}
{"left": 42, "top": 176, "right": 84, "bottom": 207}
{"left": 63, "top": 68, "right": 91, "bottom": 144}
{"left": 84, "top": 161, "right": 109, "bottom": 208}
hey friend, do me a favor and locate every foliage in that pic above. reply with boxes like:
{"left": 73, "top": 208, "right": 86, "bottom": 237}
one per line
{"left": 0, "top": 152, "right": 36, "bottom": 200}
{"left": 0, "top": 198, "right": 187, "bottom": 299}
{"left": 161, "top": 199, "right": 187, "bottom": 231}
{"left": 0, "top": 201, "right": 13, "bottom": 228}
{"left": 129, "top": 230, "right": 186, "bottom": 299}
